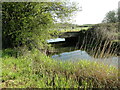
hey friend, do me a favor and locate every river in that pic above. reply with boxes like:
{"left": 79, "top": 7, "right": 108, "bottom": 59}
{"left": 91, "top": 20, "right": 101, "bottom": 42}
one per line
{"left": 47, "top": 38, "right": 119, "bottom": 67}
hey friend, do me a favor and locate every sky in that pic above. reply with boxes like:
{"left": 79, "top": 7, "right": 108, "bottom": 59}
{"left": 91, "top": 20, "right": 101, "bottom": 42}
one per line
{"left": 70, "top": 0, "right": 120, "bottom": 25}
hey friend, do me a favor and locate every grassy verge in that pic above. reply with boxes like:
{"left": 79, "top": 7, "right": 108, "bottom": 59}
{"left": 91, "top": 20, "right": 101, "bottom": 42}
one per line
{"left": 60, "top": 27, "right": 91, "bottom": 32}
{"left": 1, "top": 49, "right": 119, "bottom": 88}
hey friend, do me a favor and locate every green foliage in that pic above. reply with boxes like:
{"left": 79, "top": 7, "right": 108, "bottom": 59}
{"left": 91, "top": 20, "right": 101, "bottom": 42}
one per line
{"left": 102, "top": 8, "right": 120, "bottom": 23}
{"left": 2, "top": 2, "right": 78, "bottom": 49}
{"left": 2, "top": 49, "right": 119, "bottom": 88}
{"left": 102, "top": 10, "right": 117, "bottom": 23}
{"left": 2, "top": 48, "right": 18, "bottom": 58}
{"left": 117, "top": 7, "right": 120, "bottom": 22}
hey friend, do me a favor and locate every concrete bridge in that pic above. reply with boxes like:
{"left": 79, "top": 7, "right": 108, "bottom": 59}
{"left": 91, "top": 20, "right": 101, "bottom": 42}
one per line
{"left": 59, "top": 30, "right": 86, "bottom": 43}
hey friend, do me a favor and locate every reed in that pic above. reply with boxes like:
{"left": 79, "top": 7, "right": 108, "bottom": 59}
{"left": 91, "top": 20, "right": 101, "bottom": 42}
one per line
{"left": 78, "top": 23, "right": 119, "bottom": 58}
{"left": 1, "top": 23, "right": 119, "bottom": 88}
{"left": 2, "top": 49, "right": 119, "bottom": 88}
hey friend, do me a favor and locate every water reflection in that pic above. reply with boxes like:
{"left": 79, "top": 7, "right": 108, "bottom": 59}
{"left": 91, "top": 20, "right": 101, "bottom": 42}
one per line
{"left": 52, "top": 50, "right": 118, "bottom": 67}
{"left": 48, "top": 38, "right": 118, "bottom": 67}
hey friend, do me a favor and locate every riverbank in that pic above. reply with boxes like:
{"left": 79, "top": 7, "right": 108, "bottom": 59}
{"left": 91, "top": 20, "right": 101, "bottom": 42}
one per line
{"left": 1, "top": 48, "right": 119, "bottom": 88}
{"left": 50, "top": 23, "right": 120, "bottom": 56}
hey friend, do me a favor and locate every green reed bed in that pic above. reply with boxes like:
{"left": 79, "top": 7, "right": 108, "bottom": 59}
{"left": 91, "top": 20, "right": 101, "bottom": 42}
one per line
{"left": 1, "top": 49, "right": 119, "bottom": 88}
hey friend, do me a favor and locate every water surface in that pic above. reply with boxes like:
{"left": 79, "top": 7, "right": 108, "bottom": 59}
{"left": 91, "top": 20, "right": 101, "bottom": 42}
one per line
{"left": 48, "top": 38, "right": 118, "bottom": 67}
{"left": 52, "top": 50, "right": 118, "bottom": 67}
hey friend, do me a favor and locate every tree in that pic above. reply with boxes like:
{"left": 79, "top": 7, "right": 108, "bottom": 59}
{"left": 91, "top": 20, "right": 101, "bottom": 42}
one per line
{"left": 102, "top": 10, "right": 117, "bottom": 23}
{"left": 2, "top": 2, "right": 78, "bottom": 49}
{"left": 117, "top": 7, "right": 120, "bottom": 22}
{"left": 102, "top": 7, "right": 120, "bottom": 23}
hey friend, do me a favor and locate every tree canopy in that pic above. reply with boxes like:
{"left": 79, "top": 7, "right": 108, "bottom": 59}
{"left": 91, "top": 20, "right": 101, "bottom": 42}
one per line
{"left": 2, "top": 2, "right": 78, "bottom": 49}
{"left": 102, "top": 8, "right": 120, "bottom": 23}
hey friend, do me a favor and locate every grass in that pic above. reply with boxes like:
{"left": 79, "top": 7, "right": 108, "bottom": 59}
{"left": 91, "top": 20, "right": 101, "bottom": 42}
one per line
{"left": 1, "top": 23, "right": 119, "bottom": 88}
{"left": 1, "top": 48, "right": 119, "bottom": 88}
{"left": 60, "top": 27, "right": 91, "bottom": 32}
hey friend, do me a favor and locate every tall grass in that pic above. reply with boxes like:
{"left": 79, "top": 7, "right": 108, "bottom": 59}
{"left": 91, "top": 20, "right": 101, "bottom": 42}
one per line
{"left": 1, "top": 23, "right": 119, "bottom": 88}
{"left": 1, "top": 49, "right": 119, "bottom": 88}
{"left": 78, "top": 23, "right": 119, "bottom": 58}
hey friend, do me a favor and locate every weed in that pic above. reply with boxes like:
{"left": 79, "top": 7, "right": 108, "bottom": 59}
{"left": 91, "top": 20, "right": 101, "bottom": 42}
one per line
{"left": 1, "top": 49, "right": 119, "bottom": 88}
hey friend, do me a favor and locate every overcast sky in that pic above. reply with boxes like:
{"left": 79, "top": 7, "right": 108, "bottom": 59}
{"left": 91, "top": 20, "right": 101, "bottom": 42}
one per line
{"left": 70, "top": 0, "right": 120, "bottom": 25}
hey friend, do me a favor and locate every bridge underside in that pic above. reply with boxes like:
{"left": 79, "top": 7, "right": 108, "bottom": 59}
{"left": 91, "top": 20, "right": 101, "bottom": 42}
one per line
{"left": 59, "top": 31, "right": 86, "bottom": 44}
{"left": 65, "top": 37, "right": 79, "bottom": 43}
